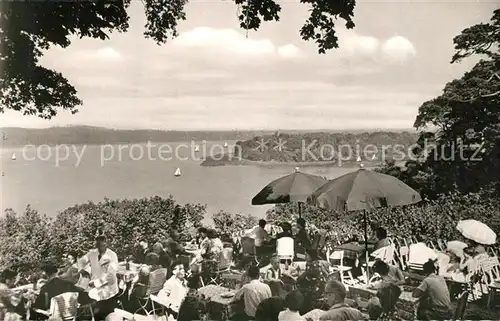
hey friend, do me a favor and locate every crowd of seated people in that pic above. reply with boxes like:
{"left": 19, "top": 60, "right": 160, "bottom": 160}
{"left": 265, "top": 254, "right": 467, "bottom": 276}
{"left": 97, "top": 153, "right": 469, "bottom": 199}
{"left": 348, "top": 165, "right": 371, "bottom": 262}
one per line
{"left": 1, "top": 218, "right": 494, "bottom": 321}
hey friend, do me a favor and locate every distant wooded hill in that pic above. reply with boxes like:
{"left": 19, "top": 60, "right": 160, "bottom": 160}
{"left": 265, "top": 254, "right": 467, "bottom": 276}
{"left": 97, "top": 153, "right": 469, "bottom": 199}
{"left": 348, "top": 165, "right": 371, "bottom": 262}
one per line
{"left": 236, "top": 131, "right": 418, "bottom": 162}
{"left": 0, "top": 126, "right": 415, "bottom": 147}
{"left": 0, "top": 126, "right": 274, "bottom": 146}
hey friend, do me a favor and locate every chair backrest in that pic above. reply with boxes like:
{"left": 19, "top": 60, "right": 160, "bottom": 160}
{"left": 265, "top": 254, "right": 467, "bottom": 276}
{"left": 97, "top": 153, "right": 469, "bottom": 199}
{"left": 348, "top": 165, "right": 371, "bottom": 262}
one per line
{"left": 277, "top": 237, "right": 294, "bottom": 259}
{"left": 49, "top": 292, "right": 79, "bottom": 321}
{"left": 146, "top": 268, "right": 168, "bottom": 296}
{"left": 219, "top": 247, "right": 233, "bottom": 269}
{"left": 453, "top": 290, "right": 469, "bottom": 320}
{"left": 480, "top": 256, "right": 500, "bottom": 285}
{"left": 396, "top": 245, "right": 409, "bottom": 271}
{"left": 437, "top": 252, "right": 451, "bottom": 276}
{"left": 371, "top": 245, "right": 394, "bottom": 264}
{"left": 241, "top": 237, "right": 256, "bottom": 255}
{"left": 328, "top": 249, "right": 345, "bottom": 266}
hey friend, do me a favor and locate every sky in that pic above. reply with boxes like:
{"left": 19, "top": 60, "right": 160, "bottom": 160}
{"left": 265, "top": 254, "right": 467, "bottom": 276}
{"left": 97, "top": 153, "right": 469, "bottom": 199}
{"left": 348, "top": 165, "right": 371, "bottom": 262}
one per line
{"left": 1, "top": 0, "right": 498, "bottom": 130}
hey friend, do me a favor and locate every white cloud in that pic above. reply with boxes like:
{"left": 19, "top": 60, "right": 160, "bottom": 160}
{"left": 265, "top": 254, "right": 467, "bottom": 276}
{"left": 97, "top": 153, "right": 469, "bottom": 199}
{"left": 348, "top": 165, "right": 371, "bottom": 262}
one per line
{"left": 172, "top": 27, "right": 302, "bottom": 58}
{"left": 382, "top": 36, "right": 417, "bottom": 63}
{"left": 277, "top": 44, "right": 304, "bottom": 59}
{"left": 335, "top": 30, "right": 416, "bottom": 65}
{"left": 339, "top": 31, "right": 380, "bottom": 56}
{"left": 79, "top": 47, "right": 124, "bottom": 61}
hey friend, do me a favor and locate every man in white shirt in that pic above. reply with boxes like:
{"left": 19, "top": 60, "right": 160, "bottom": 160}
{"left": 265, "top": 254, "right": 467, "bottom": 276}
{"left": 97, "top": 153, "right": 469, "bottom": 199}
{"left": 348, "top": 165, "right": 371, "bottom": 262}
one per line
{"left": 157, "top": 261, "right": 188, "bottom": 320}
{"left": 245, "top": 220, "right": 271, "bottom": 256}
{"left": 245, "top": 220, "right": 270, "bottom": 247}
{"left": 77, "top": 235, "right": 119, "bottom": 321}
{"left": 231, "top": 265, "right": 272, "bottom": 319}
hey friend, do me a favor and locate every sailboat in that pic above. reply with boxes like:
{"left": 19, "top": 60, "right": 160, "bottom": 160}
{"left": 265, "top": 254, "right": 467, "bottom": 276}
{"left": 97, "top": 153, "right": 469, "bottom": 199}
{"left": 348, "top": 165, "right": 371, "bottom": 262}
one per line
{"left": 224, "top": 142, "right": 228, "bottom": 148}
{"left": 194, "top": 145, "right": 200, "bottom": 152}
{"left": 356, "top": 155, "right": 361, "bottom": 162}
{"left": 174, "top": 167, "right": 181, "bottom": 177}
{"left": 11, "top": 153, "right": 16, "bottom": 160}
{"left": 371, "top": 154, "right": 376, "bottom": 160}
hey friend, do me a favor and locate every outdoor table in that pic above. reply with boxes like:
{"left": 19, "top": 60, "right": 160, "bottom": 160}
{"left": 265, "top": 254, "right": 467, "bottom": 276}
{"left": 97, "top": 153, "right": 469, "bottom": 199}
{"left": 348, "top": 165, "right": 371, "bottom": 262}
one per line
{"left": 198, "top": 285, "right": 234, "bottom": 321}
{"left": 219, "top": 271, "right": 243, "bottom": 289}
{"left": 347, "top": 285, "right": 419, "bottom": 320}
{"left": 334, "top": 242, "right": 366, "bottom": 260}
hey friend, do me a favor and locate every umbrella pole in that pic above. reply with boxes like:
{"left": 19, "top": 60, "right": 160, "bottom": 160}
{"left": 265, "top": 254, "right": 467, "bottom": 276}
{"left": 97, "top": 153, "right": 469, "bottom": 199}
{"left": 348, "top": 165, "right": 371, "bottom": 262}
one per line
{"left": 298, "top": 202, "right": 302, "bottom": 218}
{"left": 364, "top": 209, "right": 369, "bottom": 283}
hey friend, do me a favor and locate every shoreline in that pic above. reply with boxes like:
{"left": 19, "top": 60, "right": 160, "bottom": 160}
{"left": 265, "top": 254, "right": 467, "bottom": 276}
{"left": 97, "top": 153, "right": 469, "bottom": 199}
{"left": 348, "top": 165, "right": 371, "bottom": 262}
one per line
{"left": 200, "top": 154, "right": 384, "bottom": 168}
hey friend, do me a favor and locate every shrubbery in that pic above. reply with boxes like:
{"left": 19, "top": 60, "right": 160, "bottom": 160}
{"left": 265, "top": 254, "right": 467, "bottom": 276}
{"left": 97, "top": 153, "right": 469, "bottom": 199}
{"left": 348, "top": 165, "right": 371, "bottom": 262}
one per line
{"left": 212, "top": 210, "right": 258, "bottom": 237}
{"left": 0, "top": 196, "right": 205, "bottom": 276}
{"left": 266, "top": 188, "right": 500, "bottom": 245}
{"left": 2, "top": 189, "right": 499, "bottom": 278}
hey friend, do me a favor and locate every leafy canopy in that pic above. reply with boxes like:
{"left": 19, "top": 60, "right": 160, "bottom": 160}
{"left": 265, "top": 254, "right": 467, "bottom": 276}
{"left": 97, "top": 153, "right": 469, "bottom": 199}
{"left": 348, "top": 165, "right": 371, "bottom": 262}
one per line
{"left": 0, "top": 0, "right": 356, "bottom": 119}
{"left": 380, "top": 9, "right": 500, "bottom": 198}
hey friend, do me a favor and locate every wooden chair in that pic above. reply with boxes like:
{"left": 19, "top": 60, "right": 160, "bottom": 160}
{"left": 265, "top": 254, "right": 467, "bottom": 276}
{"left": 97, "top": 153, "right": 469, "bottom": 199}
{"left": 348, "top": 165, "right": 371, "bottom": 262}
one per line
{"left": 397, "top": 246, "right": 409, "bottom": 271}
{"left": 452, "top": 290, "right": 469, "bottom": 321}
{"left": 481, "top": 256, "right": 500, "bottom": 308}
{"left": 135, "top": 268, "right": 168, "bottom": 315}
{"left": 33, "top": 292, "right": 83, "bottom": 321}
{"left": 327, "top": 248, "right": 355, "bottom": 287}
{"left": 203, "top": 246, "right": 236, "bottom": 286}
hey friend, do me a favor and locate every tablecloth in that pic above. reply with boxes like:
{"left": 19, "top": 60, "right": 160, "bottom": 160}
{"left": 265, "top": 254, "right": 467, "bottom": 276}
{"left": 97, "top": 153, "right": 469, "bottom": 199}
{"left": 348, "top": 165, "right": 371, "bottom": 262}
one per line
{"left": 333, "top": 243, "right": 365, "bottom": 261}
{"left": 347, "top": 285, "right": 419, "bottom": 320}
{"left": 198, "top": 285, "right": 233, "bottom": 321}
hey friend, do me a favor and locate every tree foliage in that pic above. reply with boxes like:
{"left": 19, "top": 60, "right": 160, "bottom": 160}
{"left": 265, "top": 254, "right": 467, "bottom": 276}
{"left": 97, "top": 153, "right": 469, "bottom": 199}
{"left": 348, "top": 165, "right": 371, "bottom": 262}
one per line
{"left": 1, "top": 0, "right": 355, "bottom": 118}
{"left": 212, "top": 210, "right": 258, "bottom": 236}
{"left": 379, "top": 9, "right": 500, "bottom": 198}
{"left": 0, "top": 196, "right": 205, "bottom": 276}
{"left": 267, "top": 189, "right": 500, "bottom": 245}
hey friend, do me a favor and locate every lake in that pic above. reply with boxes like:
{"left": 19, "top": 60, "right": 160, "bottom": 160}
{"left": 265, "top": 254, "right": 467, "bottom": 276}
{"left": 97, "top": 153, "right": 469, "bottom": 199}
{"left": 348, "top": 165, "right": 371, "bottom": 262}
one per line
{"left": 1, "top": 142, "right": 353, "bottom": 223}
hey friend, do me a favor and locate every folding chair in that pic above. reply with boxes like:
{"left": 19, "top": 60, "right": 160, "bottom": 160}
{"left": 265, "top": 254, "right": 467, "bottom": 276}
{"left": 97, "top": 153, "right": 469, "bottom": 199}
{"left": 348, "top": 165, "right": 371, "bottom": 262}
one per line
{"left": 327, "top": 248, "right": 356, "bottom": 287}
{"left": 33, "top": 292, "right": 84, "bottom": 321}
{"left": 481, "top": 256, "right": 500, "bottom": 308}
{"left": 135, "top": 268, "right": 168, "bottom": 316}
{"left": 397, "top": 246, "right": 409, "bottom": 271}
{"left": 202, "top": 246, "right": 236, "bottom": 286}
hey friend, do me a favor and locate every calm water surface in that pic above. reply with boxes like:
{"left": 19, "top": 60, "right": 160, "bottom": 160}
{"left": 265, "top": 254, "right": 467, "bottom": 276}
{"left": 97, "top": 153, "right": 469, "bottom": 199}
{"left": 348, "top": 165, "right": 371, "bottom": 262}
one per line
{"left": 1, "top": 142, "right": 352, "bottom": 223}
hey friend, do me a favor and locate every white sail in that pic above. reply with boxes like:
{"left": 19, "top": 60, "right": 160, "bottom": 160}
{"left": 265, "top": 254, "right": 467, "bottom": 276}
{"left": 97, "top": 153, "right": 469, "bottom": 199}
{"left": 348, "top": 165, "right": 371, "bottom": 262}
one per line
{"left": 224, "top": 142, "right": 228, "bottom": 148}
{"left": 11, "top": 153, "right": 16, "bottom": 160}
{"left": 194, "top": 145, "right": 200, "bottom": 152}
{"left": 174, "top": 167, "right": 181, "bottom": 177}
{"left": 356, "top": 155, "right": 361, "bottom": 162}
{"left": 371, "top": 154, "right": 376, "bottom": 160}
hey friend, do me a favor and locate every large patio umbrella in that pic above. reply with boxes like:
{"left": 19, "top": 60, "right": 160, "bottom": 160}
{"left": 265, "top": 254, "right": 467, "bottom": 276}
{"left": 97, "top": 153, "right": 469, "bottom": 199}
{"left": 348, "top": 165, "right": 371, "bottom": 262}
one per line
{"left": 307, "top": 167, "right": 421, "bottom": 279}
{"left": 251, "top": 167, "right": 327, "bottom": 218}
